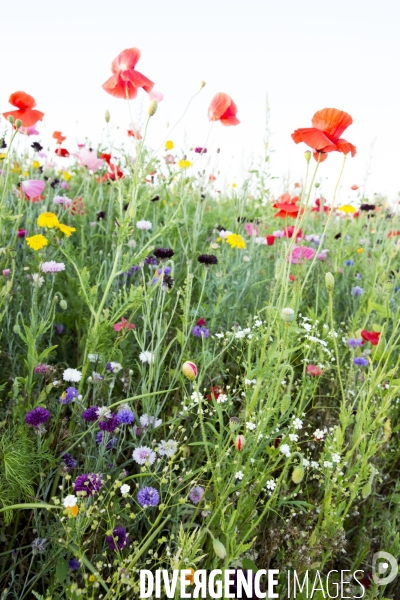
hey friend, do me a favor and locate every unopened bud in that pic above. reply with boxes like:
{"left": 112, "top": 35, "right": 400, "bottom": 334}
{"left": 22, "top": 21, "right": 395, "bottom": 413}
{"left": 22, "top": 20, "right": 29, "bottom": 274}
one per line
{"left": 281, "top": 307, "right": 295, "bottom": 323}
{"left": 148, "top": 99, "right": 158, "bottom": 117}
{"left": 182, "top": 361, "right": 197, "bottom": 381}
{"left": 229, "top": 417, "right": 240, "bottom": 432}
{"left": 361, "top": 481, "right": 371, "bottom": 499}
{"left": 292, "top": 465, "right": 304, "bottom": 484}
{"left": 315, "top": 182, "right": 320, "bottom": 188}
{"left": 304, "top": 150, "right": 311, "bottom": 162}
{"left": 105, "top": 110, "right": 110, "bottom": 123}
{"left": 200, "top": 81, "right": 206, "bottom": 89}
{"left": 181, "top": 445, "right": 191, "bottom": 458}
{"left": 212, "top": 538, "right": 226, "bottom": 559}
{"left": 60, "top": 299, "right": 67, "bottom": 310}
{"left": 234, "top": 434, "right": 245, "bottom": 451}
{"left": 15, "top": 119, "right": 22, "bottom": 129}
{"left": 325, "top": 272, "right": 334, "bottom": 292}
{"left": 7, "top": 115, "right": 15, "bottom": 124}
{"left": 54, "top": 295, "right": 59, "bottom": 303}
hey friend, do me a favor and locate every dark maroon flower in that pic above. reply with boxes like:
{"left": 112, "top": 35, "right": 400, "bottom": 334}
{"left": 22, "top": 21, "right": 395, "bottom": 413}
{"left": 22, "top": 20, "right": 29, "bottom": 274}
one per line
{"left": 153, "top": 247, "right": 174, "bottom": 260}
{"left": 73, "top": 473, "right": 103, "bottom": 496}
{"left": 197, "top": 254, "right": 218, "bottom": 266}
{"left": 25, "top": 407, "right": 50, "bottom": 427}
{"left": 106, "top": 526, "right": 129, "bottom": 551}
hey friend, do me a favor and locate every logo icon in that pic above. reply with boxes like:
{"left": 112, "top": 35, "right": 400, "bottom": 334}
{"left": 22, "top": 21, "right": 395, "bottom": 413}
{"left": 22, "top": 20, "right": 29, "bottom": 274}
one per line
{"left": 372, "top": 551, "right": 398, "bottom": 586}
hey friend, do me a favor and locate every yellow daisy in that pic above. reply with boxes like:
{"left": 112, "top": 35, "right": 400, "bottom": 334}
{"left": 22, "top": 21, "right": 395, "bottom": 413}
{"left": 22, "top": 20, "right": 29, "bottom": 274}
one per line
{"left": 165, "top": 140, "right": 174, "bottom": 150}
{"left": 226, "top": 233, "right": 246, "bottom": 249}
{"left": 338, "top": 204, "right": 356, "bottom": 214}
{"left": 26, "top": 234, "right": 49, "bottom": 251}
{"left": 57, "top": 223, "right": 76, "bottom": 237}
{"left": 179, "top": 160, "right": 192, "bottom": 169}
{"left": 37, "top": 212, "right": 59, "bottom": 229}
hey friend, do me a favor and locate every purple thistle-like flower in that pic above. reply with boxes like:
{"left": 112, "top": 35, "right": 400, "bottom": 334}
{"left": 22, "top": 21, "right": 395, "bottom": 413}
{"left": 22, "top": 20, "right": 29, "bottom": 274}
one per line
{"left": 25, "top": 407, "right": 50, "bottom": 427}
{"left": 34, "top": 363, "right": 51, "bottom": 375}
{"left": 197, "top": 254, "right": 218, "bottom": 266}
{"left": 68, "top": 558, "right": 80, "bottom": 571}
{"left": 99, "top": 414, "right": 119, "bottom": 432}
{"left": 153, "top": 247, "right": 174, "bottom": 260}
{"left": 117, "top": 408, "right": 135, "bottom": 425}
{"left": 137, "top": 486, "right": 160, "bottom": 507}
{"left": 353, "top": 357, "right": 369, "bottom": 367}
{"left": 73, "top": 473, "right": 103, "bottom": 497}
{"left": 191, "top": 325, "right": 210, "bottom": 339}
{"left": 59, "top": 386, "right": 79, "bottom": 404}
{"left": 106, "top": 526, "right": 129, "bottom": 551}
{"left": 83, "top": 407, "right": 99, "bottom": 422}
{"left": 189, "top": 486, "right": 205, "bottom": 505}
{"left": 144, "top": 255, "right": 157, "bottom": 266}
{"left": 96, "top": 431, "right": 117, "bottom": 449}
{"left": 62, "top": 453, "right": 78, "bottom": 469}
{"left": 347, "top": 338, "right": 364, "bottom": 348}
{"left": 351, "top": 286, "right": 364, "bottom": 297}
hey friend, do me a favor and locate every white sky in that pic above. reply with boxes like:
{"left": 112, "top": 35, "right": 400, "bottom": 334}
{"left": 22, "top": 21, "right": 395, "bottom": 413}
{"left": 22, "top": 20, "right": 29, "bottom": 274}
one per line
{"left": 1, "top": 0, "right": 399, "bottom": 202}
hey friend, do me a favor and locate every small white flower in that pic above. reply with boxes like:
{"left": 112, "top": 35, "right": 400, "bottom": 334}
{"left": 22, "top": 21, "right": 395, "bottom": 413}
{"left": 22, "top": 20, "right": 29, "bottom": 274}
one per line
{"left": 324, "top": 461, "right": 333, "bottom": 469}
{"left": 313, "top": 428, "right": 325, "bottom": 440}
{"left": 107, "top": 361, "right": 122, "bottom": 374}
{"left": 302, "top": 323, "right": 312, "bottom": 332}
{"left": 293, "top": 418, "right": 303, "bottom": 430}
{"left": 32, "top": 273, "right": 45, "bottom": 287}
{"left": 279, "top": 444, "right": 291, "bottom": 457}
{"left": 266, "top": 479, "right": 276, "bottom": 490}
{"left": 289, "top": 433, "right": 299, "bottom": 442}
{"left": 216, "top": 393, "right": 228, "bottom": 404}
{"left": 332, "top": 453, "right": 341, "bottom": 464}
{"left": 190, "top": 391, "right": 203, "bottom": 403}
{"left": 120, "top": 484, "right": 130, "bottom": 495}
{"left": 139, "top": 351, "right": 154, "bottom": 364}
{"left": 235, "top": 471, "right": 244, "bottom": 480}
{"left": 311, "top": 461, "right": 320, "bottom": 469}
{"left": 88, "top": 353, "right": 102, "bottom": 363}
{"left": 127, "top": 239, "right": 137, "bottom": 248}
{"left": 136, "top": 220, "right": 152, "bottom": 230}
{"left": 158, "top": 440, "right": 178, "bottom": 457}
{"left": 246, "top": 422, "right": 256, "bottom": 431}
{"left": 215, "top": 332, "right": 224, "bottom": 339}
{"left": 63, "top": 368, "right": 82, "bottom": 383}
{"left": 63, "top": 494, "right": 78, "bottom": 508}
{"left": 303, "top": 458, "right": 310, "bottom": 467}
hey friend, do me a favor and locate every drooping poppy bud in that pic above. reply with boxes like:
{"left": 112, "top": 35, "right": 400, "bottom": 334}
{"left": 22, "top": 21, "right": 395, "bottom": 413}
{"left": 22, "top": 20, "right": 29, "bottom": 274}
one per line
{"left": 234, "top": 434, "right": 245, "bottom": 451}
{"left": 212, "top": 538, "right": 226, "bottom": 559}
{"left": 292, "top": 465, "right": 304, "bottom": 484}
{"left": 182, "top": 361, "right": 197, "bottom": 380}
{"left": 325, "top": 272, "right": 335, "bottom": 292}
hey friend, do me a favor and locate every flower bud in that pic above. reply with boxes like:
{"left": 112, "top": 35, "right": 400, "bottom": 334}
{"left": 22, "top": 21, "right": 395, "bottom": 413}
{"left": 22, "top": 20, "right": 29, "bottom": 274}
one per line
{"left": 60, "top": 299, "right": 67, "bottom": 310}
{"left": 200, "top": 81, "right": 206, "bottom": 89}
{"left": 182, "top": 444, "right": 191, "bottom": 458}
{"left": 148, "top": 99, "right": 158, "bottom": 117}
{"left": 182, "top": 361, "right": 197, "bottom": 380}
{"left": 292, "top": 465, "right": 304, "bottom": 484}
{"left": 304, "top": 150, "right": 311, "bottom": 162}
{"left": 229, "top": 417, "right": 240, "bottom": 432}
{"left": 234, "top": 434, "right": 245, "bottom": 451}
{"left": 325, "top": 272, "right": 334, "bottom": 292}
{"left": 54, "top": 295, "right": 59, "bottom": 303}
{"left": 105, "top": 110, "right": 110, "bottom": 123}
{"left": 212, "top": 538, "right": 226, "bottom": 559}
{"left": 15, "top": 119, "right": 22, "bottom": 129}
{"left": 315, "top": 182, "right": 320, "bottom": 188}
{"left": 281, "top": 307, "right": 295, "bottom": 323}
{"left": 7, "top": 115, "right": 15, "bottom": 124}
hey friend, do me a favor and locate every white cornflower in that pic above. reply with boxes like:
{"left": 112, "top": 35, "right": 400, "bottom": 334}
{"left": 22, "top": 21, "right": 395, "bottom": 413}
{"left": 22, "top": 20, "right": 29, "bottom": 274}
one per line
{"left": 136, "top": 220, "right": 152, "bottom": 230}
{"left": 279, "top": 444, "right": 291, "bottom": 457}
{"left": 127, "top": 239, "right": 137, "bottom": 248}
{"left": 266, "top": 479, "right": 276, "bottom": 490}
{"left": 88, "top": 353, "right": 102, "bottom": 363}
{"left": 235, "top": 471, "right": 244, "bottom": 480}
{"left": 293, "top": 418, "right": 303, "bottom": 430}
{"left": 92, "top": 371, "right": 104, "bottom": 381}
{"left": 139, "top": 351, "right": 154, "bottom": 364}
{"left": 63, "top": 368, "right": 82, "bottom": 383}
{"left": 332, "top": 453, "right": 341, "bottom": 464}
{"left": 158, "top": 440, "right": 178, "bottom": 457}
{"left": 132, "top": 446, "right": 156, "bottom": 465}
{"left": 32, "top": 273, "right": 45, "bottom": 287}
{"left": 63, "top": 495, "right": 78, "bottom": 508}
{"left": 246, "top": 422, "right": 256, "bottom": 431}
{"left": 120, "top": 484, "right": 131, "bottom": 495}
{"left": 41, "top": 261, "right": 66, "bottom": 273}
{"left": 107, "top": 361, "right": 122, "bottom": 374}
{"left": 289, "top": 433, "right": 299, "bottom": 442}
{"left": 139, "top": 414, "right": 162, "bottom": 429}
{"left": 53, "top": 195, "right": 72, "bottom": 206}
{"left": 96, "top": 407, "right": 112, "bottom": 420}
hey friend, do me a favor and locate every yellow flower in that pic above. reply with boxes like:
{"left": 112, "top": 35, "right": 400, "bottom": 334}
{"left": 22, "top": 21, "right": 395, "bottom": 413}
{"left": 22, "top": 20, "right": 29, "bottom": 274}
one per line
{"left": 185, "top": 569, "right": 195, "bottom": 585}
{"left": 37, "top": 212, "right": 59, "bottom": 228}
{"left": 12, "top": 164, "right": 21, "bottom": 173}
{"left": 0, "top": 153, "right": 6, "bottom": 160}
{"left": 57, "top": 223, "right": 76, "bottom": 237}
{"left": 179, "top": 160, "right": 192, "bottom": 169}
{"left": 23, "top": 171, "right": 29, "bottom": 177}
{"left": 165, "top": 140, "right": 174, "bottom": 150}
{"left": 63, "top": 171, "right": 72, "bottom": 181}
{"left": 66, "top": 504, "right": 79, "bottom": 518}
{"left": 26, "top": 234, "right": 49, "bottom": 251}
{"left": 232, "top": 183, "right": 237, "bottom": 188}
{"left": 226, "top": 233, "right": 246, "bottom": 249}
{"left": 357, "top": 248, "right": 364, "bottom": 254}
{"left": 32, "top": 160, "right": 40, "bottom": 169}
{"left": 339, "top": 204, "right": 356, "bottom": 214}
{"left": 88, "top": 575, "right": 96, "bottom": 583}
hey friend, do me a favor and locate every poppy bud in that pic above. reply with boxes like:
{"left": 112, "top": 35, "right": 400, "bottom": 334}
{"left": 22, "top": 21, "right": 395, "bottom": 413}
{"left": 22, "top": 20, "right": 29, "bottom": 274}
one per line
{"left": 148, "top": 99, "right": 158, "bottom": 117}
{"left": 292, "top": 465, "right": 304, "bottom": 484}
{"left": 315, "top": 183, "right": 320, "bottom": 188}
{"left": 281, "top": 307, "right": 295, "bottom": 323}
{"left": 212, "top": 538, "right": 226, "bottom": 559}
{"left": 229, "top": 417, "right": 240, "bottom": 432}
{"left": 15, "top": 119, "right": 22, "bottom": 129}
{"left": 60, "top": 299, "right": 67, "bottom": 310}
{"left": 7, "top": 115, "right": 15, "bottom": 124}
{"left": 182, "top": 361, "right": 197, "bottom": 380}
{"left": 325, "top": 272, "right": 334, "bottom": 292}
{"left": 54, "top": 295, "right": 59, "bottom": 303}
{"left": 105, "top": 110, "right": 111, "bottom": 123}
{"left": 234, "top": 434, "right": 245, "bottom": 451}
{"left": 200, "top": 81, "right": 206, "bottom": 89}
{"left": 304, "top": 150, "right": 311, "bottom": 162}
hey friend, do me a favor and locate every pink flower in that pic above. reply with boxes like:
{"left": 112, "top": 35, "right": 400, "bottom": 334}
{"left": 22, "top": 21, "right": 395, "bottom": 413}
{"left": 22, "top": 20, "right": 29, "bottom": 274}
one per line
{"left": 317, "top": 249, "right": 330, "bottom": 261}
{"left": 288, "top": 245, "right": 315, "bottom": 264}
{"left": 244, "top": 223, "right": 259, "bottom": 237}
{"left": 3, "top": 269, "right": 10, "bottom": 276}
{"left": 74, "top": 147, "right": 104, "bottom": 172}
{"left": 113, "top": 317, "right": 135, "bottom": 332}
{"left": 149, "top": 90, "right": 164, "bottom": 102}
{"left": 307, "top": 364, "right": 323, "bottom": 376}
{"left": 19, "top": 125, "right": 40, "bottom": 136}
{"left": 272, "top": 230, "right": 285, "bottom": 238}
{"left": 21, "top": 179, "right": 45, "bottom": 199}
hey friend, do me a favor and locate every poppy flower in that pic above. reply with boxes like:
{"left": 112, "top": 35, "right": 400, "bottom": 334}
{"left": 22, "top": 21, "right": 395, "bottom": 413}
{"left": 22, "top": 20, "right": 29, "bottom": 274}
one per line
{"left": 75, "top": 147, "right": 104, "bottom": 171}
{"left": 288, "top": 245, "right": 315, "bottom": 264}
{"left": 209, "top": 174, "right": 217, "bottom": 181}
{"left": 273, "top": 193, "right": 303, "bottom": 219}
{"left": 311, "top": 198, "right": 330, "bottom": 213}
{"left": 55, "top": 148, "right": 69, "bottom": 157}
{"left": 208, "top": 93, "right": 240, "bottom": 126}
{"left": 21, "top": 179, "right": 45, "bottom": 199}
{"left": 266, "top": 235, "right": 275, "bottom": 246}
{"left": 53, "top": 131, "right": 66, "bottom": 143}
{"left": 70, "top": 197, "right": 85, "bottom": 216}
{"left": 196, "top": 318, "right": 206, "bottom": 327}
{"left": 292, "top": 108, "right": 356, "bottom": 157}
{"left": 113, "top": 317, "right": 135, "bottom": 332}
{"left": 2, "top": 91, "right": 44, "bottom": 128}
{"left": 361, "top": 330, "right": 380, "bottom": 346}
{"left": 307, "top": 364, "right": 323, "bottom": 376}
{"left": 102, "top": 48, "right": 154, "bottom": 100}
{"left": 283, "top": 225, "right": 302, "bottom": 240}
{"left": 206, "top": 386, "right": 224, "bottom": 401}
{"left": 351, "top": 184, "right": 359, "bottom": 190}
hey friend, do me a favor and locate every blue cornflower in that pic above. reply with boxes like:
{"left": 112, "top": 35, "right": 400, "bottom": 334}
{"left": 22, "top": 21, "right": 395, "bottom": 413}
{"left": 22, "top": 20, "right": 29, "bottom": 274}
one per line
{"left": 95, "top": 431, "right": 117, "bottom": 449}
{"left": 191, "top": 325, "right": 210, "bottom": 338}
{"left": 59, "top": 386, "right": 79, "bottom": 404}
{"left": 62, "top": 453, "right": 78, "bottom": 469}
{"left": 351, "top": 286, "right": 364, "bottom": 297}
{"left": 117, "top": 407, "right": 135, "bottom": 425}
{"left": 347, "top": 338, "right": 364, "bottom": 348}
{"left": 137, "top": 487, "right": 160, "bottom": 507}
{"left": 68, "top": 558, "right": 80, "bottom": 571}
{"left": 345, "top": 260, "right": 355, "bottom": 266}
{"left": 353, "top": 357, "right": 369, "bottom": 367}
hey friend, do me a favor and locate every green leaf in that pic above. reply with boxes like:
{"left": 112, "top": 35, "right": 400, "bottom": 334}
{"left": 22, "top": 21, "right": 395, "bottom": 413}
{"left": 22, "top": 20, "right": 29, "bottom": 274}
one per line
{"left": 56, "top": 557, "right": 69, "bottom": 584}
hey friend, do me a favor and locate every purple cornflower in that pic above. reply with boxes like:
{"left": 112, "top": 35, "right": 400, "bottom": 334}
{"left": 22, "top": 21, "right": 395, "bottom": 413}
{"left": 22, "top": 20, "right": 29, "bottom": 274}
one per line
{"left": 25, "top": 407, "right": 50, "bottom": 427}
{"left": 353, "top": 357, "right": 369, "bottom": 367}
{"left": 137, "top": 487, "right": 160, "bottom": 507}
{"left": 347, "top": 338, "right": 364, "bottom": 348}
{"left": 73, "top": 473, "right": 103, "bottom": 497}
{"left": 153, "top": 247, "right": 174, "bottom": 260}
{"left": 34, "top": 363, "right": 51, "bottom": 374}
{"left": 189, "top": 486, "right": 205, "bottom": 505}
{"left": 62, "top": 453, "right": 78, "bottom": 469}
{"left": 59, "top": 386, "right": 79, "bottom": 404}
{"left": 68, "top": 558, "right": 80, "bottom": 571}
{"left": 96, "top": 431, "right": 117, "bottom": 449}
{"left": 83, "top": 407, "right": 99, "bottom": 422}
{"left": 117, "top": 407, "right": 135, "bottom": 425}
{"left": 54, "top": 324, "right": 64, "bottom": 334}
{"left": 106, "top": 526, "right": 129, "bottom": 551}
{"left": 197, "top": 254, "right": 218, "bottom": 266}
{"left": 144, "top": 255, "right": 157, "bottom": 266}
{"left": 99, "top": 414, "right": 119, "bottom": 432}
{"left": 351, "top": 286, "right": 364, "bottom": 297}
{"left": 31, "top": 538, "right": 47, "bottom": 555}
{"left": 191, "top": 325, "right": 210, "bottom": 339}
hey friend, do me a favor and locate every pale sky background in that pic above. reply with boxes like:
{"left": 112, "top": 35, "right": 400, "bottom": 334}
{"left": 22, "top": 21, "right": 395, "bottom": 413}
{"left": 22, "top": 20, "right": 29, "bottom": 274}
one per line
{"left": 1, "top": 0, "right": 399, "bottom": 203}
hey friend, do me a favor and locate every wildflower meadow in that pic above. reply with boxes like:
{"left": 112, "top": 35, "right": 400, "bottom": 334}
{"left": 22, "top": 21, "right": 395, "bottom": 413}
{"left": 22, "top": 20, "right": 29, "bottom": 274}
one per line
{"left": 1, "top": 47, "right": 400, "bottom": 600}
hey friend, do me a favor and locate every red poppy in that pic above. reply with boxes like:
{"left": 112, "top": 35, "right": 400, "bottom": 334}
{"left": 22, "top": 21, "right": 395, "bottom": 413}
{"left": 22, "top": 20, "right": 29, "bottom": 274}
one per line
{"left": 113, "top": 317, "right": 135, "bottom": 332}
{"left": 306, "top": 364, "right": 323, "bottom": 376}
{"left": 361, "top": 330, "right": 380, "bottom": 346}
{"left": 313, "top": 150, "right": 328, "bottom": 162}
{"left": 209, "top": 174, "right": 217, "bottom": 181}
{"left": 53, "top": 131, "right": 66, "bottom": 144}
{"left": 100, "top": 153, "right": 112, "bottom": 165}
{"left": 311, "top": 198, "right": 330, "bottom": 213}
{"left": 387, "top": 230, "right": 400, "bottom": 238}
{"left": 283, "top": 225, "right": 302, "bottom": 239}
{"left": 208, "top": 93, "right": 240, "bottom": 126}
{"left": 273, "top": 193, "right": 303, "bottom": 219}
{"left": 127, "top": 126, "right": 142, "bottom": 139}
{"left": 206, "top": 386, "right": 224, "bottom": 401}
{"left": 2, "top": 91, "right": 44, "bottom": 128}
{"left": 292, "top": 108, "right": 356, "bottom": 157}
{"left": 102, "top": 48, "right": 154, "bottom": 99}
{"left": 294, "top": 182, "right": 301, "bottom": 188}
{"left": 289, "top": 274, "right": 296, "bottom": 282}
{"left": 55, "top": 148, "right": 69, "bottom": 157}
{"left": 351, "top": 184, "right": 359, "bottom": 190}
{"left": 266, "top": 235, "right": 275, "bottom": 246}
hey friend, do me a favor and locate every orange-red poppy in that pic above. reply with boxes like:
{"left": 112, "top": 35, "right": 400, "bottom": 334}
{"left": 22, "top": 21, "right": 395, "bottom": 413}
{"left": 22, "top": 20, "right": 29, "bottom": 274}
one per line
{"left": 311, "top": 198, "right": 330, "bottom": 213}
{"left": 2, "top": 91, "right": 44, "bottom": 127}
{"left": 292, "top": 108, "right": 356, "bottom": 157}
{"left": 273, "top": 193, "right": 303, "bottom": 219}
{"left": 55, "top": 148, "right": 69, "bottom": 157}
{"left": 350, "top": 184, "right": 359, "bottom": 190}
{"left": 208, "top": 93, "right": 240, "bottom": 126}
{"left": 53, "top": 131, "right": 66, "bottom": 144}
{"left": 102, "top": 48, "right": 154, "bottom": 99}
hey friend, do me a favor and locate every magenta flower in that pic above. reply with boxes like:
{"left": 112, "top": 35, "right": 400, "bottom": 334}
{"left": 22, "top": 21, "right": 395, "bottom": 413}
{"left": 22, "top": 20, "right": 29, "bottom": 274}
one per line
{"left": 288, "top": 245, "right": 315, "bottom": 264}
{"left": 21, "top": 179, "right": 45, "bottom": 199}
{"left": 74, "top": 147, "right": 104, "bottom": 172}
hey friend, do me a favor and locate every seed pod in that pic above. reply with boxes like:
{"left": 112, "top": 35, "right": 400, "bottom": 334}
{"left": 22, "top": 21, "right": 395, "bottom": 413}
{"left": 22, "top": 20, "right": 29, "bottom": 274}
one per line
{"left": 7, "top": 115, "right": 15, "bottom": 124}
{"left": 325, "top": 272, "right": 334, "bottom": 292}
{"left": 60, "top": 299, "right": 67, "bottom": 310}
{"left": 148, "top": 99, "right": 158, "bottom": 117}
{"left": 212, "top": 538, "right": 226, "bottom": 559}
{"left": 361, "top": 481, "right": 371, "bottom": 499}
{"left": 292, "top": 465, "right": 304, "bottom": 484}
{"left": 229, "top": 417, "right": 241, "bottom": 432}
{"left": 281, "top": 307, "right": 295, "bottom": 323}
{"left": 105, "top": 110, "right": 111, "bottom": 123}
{"left": 15, "top": 119, "right": 22, "bottom": 129}
{"left": 304, "top": 150, "right": 311, "bottom": 161}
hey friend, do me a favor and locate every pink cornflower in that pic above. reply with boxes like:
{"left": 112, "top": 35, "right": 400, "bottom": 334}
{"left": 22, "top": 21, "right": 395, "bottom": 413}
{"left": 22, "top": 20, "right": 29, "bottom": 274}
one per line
{"left": 41, "top": 261, "right": 66, "bottom": 273}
